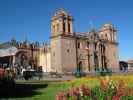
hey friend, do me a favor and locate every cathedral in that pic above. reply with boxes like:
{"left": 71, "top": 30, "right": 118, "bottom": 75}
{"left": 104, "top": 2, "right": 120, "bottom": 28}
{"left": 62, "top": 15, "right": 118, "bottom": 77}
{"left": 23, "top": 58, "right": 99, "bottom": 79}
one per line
{"left": 1, "top": 9, "right": 119, "bottom": 74}
{"left": 50, "top": 9, "right": 119, "bottom": 73}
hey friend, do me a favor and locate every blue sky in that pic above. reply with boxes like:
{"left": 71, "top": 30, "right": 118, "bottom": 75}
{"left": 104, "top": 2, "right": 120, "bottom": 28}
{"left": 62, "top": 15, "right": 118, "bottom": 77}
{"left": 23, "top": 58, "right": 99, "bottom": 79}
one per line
{"left": 0, "top": 0, "right": 133, "bottom": 61}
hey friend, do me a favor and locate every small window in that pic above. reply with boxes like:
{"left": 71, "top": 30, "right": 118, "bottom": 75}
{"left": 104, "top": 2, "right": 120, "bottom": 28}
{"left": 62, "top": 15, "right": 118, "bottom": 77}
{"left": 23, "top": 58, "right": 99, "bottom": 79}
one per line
{"left": 68, "top": 22, "right": 70, "bottom": 33}
{"left": 105, "top": 34, "right": 108, "bottom": 39}
{"left": 67, "top": 49, "right": 70, "bottom": 53}
{"left": 53, "top": 25, "right": 56, "bottom": 33}
{"left": 77, "top": 42, "right": 80, "bottom": 48}
{"left": 94, "top": 43, "right": 97, "bottom": 50}
{"left": 63, "top": 20, "right": 66, "bottom": 32}
{"left": 87, "top": 42, "right": 89, "bottom": 48}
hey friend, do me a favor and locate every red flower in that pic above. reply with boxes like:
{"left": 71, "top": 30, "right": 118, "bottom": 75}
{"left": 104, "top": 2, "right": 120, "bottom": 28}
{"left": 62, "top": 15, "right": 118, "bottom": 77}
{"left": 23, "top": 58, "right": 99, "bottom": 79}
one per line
{"left": 112, "top": 96, "right": 120, "bottom": 100}
{"left": 73, "top": 87, "right": 80, "bottom": 96}
{"left": 55, "top": 92, "right": 65, "bottom": 100}
{"left": 0, "top": 68, "right": 5, "bottom": 77}
{"left": 80, "top": 84, "right": 91, "bottom": 96}
{"left": 56, "top": 94, "right": 61, "bottom": 100}
{"left": 117, "top": 89, "right": 124, "bottom": 97}
{"left": 127, "top": 88, "right": 133, "bottom": 96}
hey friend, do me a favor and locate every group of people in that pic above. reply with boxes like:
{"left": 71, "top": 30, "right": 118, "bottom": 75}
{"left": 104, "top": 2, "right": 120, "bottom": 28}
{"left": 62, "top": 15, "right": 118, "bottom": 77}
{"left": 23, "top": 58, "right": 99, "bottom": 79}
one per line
{"left": 0, "top": 64, "right": 43, "bottom": 80}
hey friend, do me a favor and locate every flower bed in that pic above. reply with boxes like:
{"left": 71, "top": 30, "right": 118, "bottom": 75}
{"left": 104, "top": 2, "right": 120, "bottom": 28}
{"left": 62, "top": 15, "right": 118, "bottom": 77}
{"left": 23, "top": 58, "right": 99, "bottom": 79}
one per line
{"left": 56, "top": 76, "right": 133, "bottom": 100}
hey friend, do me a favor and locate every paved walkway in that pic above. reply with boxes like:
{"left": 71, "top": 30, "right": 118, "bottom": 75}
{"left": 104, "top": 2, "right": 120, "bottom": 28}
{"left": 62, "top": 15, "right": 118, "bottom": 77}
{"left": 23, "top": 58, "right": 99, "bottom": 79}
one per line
{"left": 15, "top": 75, "right": 76, "bottom": 83}
{"left": 15, "top": 71, "right": 133, "bottom": 83}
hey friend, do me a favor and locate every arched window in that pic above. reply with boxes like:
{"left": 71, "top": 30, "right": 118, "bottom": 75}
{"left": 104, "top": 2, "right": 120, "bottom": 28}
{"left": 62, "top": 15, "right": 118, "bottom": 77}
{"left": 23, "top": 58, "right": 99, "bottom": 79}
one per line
{"left": 105, "top": 34, "right": 108, "bottom": 40}
{"left": 94, "top": 43, "right": 97, "bottom": 50}
{"left": 53, "top": 25, "right": 55, "bottom": 33}
{"left": 77, "top": 42, "right": 80, "bottom": 48}
{"left": 67, "top": 49, "right": 70, "bottom": 53}
{"left": 68, "top": 22, "right": 70, "bottom": 33}
{"left": 78, "top": 61, "right": 82, "bottom": 71}
{"left": 87, "top": 42, "right": 90, "bottom": 48}
{"left": 63, "top": 20, "right": 66, "bottom": 32}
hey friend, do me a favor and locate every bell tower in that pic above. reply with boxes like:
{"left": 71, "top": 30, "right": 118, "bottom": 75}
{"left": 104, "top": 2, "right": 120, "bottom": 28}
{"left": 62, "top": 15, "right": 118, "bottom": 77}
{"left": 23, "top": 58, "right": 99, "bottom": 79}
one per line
{"left": 51, "top": 9, "right": 74, "bottom": 37}
{"left": 50, "top": 9, "right": 77, "bottom": 73}
{"left": 99, "top": 24, "right": 119, "bottom": 71}
{"left": 99, "top": 24, "right": 117, "bottom": 42}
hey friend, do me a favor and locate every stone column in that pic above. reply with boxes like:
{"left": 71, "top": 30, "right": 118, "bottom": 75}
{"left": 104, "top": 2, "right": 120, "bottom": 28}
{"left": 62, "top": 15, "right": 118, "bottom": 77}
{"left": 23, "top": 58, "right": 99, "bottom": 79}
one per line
{"left": 65, "top": 18, "right": 68, "bottom": 33}
{"left": 12, "top": 55, "right": 16, "bottom": 66}
{"left": 60, "top": 19, "right": 63, "bottom": 33}
{"left": 98, "top": 53, "right": 101, "bottom": 70}
{"left": 90, "top": 43, "right": 94, "bottom": 72}
{"left": 70, "top": 21, "right": 73, "bottom": 33}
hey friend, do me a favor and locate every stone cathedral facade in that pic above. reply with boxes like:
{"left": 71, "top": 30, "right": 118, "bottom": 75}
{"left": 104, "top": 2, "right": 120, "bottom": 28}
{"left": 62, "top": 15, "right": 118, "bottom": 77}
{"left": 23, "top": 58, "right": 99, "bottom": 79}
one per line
{"left": 50, "top": 9, "right": 119, "bottom": 73}
{"left": 4, "top": 9, "right": 119, "bottom": 73}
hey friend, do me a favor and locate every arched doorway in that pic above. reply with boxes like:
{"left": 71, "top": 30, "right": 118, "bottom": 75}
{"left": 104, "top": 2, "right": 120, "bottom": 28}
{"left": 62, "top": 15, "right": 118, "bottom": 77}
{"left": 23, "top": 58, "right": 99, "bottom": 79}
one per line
{"left": 15, "top": 51, "right": 30, "bottom": 68}
{"left": 78, "top": 61, "right": 82, "bottom": 72}
{"left": 94, "top": 53, "right": 99, "bottom": 71}
{"left": 99, "top": 43, "right": 107, "bottom": 70}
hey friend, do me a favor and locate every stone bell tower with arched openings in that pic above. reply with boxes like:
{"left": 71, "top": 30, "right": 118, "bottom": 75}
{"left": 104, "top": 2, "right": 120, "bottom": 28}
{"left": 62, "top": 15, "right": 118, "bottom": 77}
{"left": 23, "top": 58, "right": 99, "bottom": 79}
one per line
{"left": 99, "top": 24, "right": 119, "bottom": 71}
{"left": 51, "top": 9, "right": 74, "bottom": 37}
{"left": 50, "top": 9, "right": 77, "bottom": 73}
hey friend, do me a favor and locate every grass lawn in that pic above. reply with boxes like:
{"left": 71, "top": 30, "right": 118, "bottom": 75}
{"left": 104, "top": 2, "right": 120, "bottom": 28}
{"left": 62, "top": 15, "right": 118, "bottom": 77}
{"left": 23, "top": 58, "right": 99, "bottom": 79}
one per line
{"left": 1, "top": 75, "right": 133, "bottom": 100}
